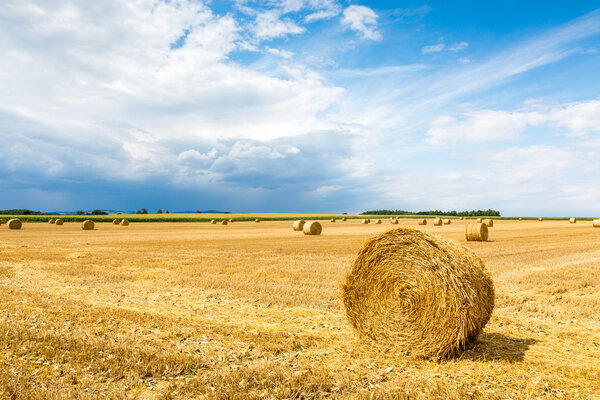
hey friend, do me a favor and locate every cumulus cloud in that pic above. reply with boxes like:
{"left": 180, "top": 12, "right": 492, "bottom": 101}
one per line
{"left": 421, "top": 43, "right": 446, "bottom": 54}
{"left": 448, "top": 41, "right": 469, "bottom": 51}
{"left": 253, "top": 10, "right": 305, "bottom": 39}
{"left": 341, "top": 5, "right": 381, "bottom": 40}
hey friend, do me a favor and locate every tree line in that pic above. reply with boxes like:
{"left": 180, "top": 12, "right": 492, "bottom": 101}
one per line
{"left": 362, "top": 209, "right": 501, "bottom": 216}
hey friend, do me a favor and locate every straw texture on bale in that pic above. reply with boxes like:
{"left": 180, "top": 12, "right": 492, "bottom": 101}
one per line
{"left": 7, "top": 219, "right": 22, "bottom": 230}
{"left": 482, "top": 219, "right": 494, "bottom": 227}
{"left": 443, "top": 219, "right": 451, "bottom": 225}
{"left": 293, "top": 220, "right": 305, "bottom": 231}
{"left": 538, "top": 217, "right": 543, "bottom": 221}
{"left": 222, "top": 220, "right": 228, "bottom": 225}
{"left": 593, "top": 219, "right": 600, "bottom": 227}
{"left": 55, "top": 219, "right": 63, "bottom": 225}
{"left": 342, "top": 227, "right": 495, "bottom": 358}
{"left": 418, "top": 219, "right": 427, "bottom": 225}
{"left": 303, "top": 221, "right": 322, "bottom": 235}
{"left": 120, "top": 220, "right": 129, "bottom": 226}
{"left": 82, "top": 220, "right": 95, "bottom": 230}
{"left": 0, "top": 218, "right": 6, "bottom": 225}
{"left": 211, "top": 220, "right": 217, "bottom": 224}
{"left": 465, "top": 223, "right": 488, "bottom": 241}
{"left": 433, "top": 218, "right": 442, "bottom": 226}
{"left": 112, "top": 219, "right": 120, "bottom": 225}
{"left": 569, "top": 217, "right": 576, "bottom": 223}
{"left": 375, "top": 219, "right": 382, "bottom": 224}
{"left": 49, "top": 219, "right": 55, "bottom": 224}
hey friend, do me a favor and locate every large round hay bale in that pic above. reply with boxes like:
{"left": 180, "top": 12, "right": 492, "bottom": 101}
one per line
{"left": 55, "top": 219, "right": 63, "bottom": 225}
{"left": 361, "top": 219, "right": 369, "bottom": 224}
{"left": 48, "top": 219, "right": 55, "bottom": 224}
{"left": 211, "top": 219, "right": 217, "bottom": 224}
{"left": 433, "top": 218, "right": 442, "bottom": 226}
{"left": 0, "top": 218, "right": 6, "bottom": 225}
{"left": 375, "top": 219, "right": 382, "bottom": 224}
{"left": 443, "top": 219, "right": 451, "bottom": 225}
{"left": 569, "top": 217, "right": 576, "bottom": 223}
{"left": 418, "top": 219, "right": 427, "bottom": 226}
{"left": 538, "top": 217, "right": 543, "bottom": 221}
{"left": 293, "top": 220, "right": 305, "bottom": 231}
{"left": 303, "top": 221, "right": 322, "bottom": 235}
{"left": 593, "top": 219, "right": 600, "bottom": 227}
{"left": 255, "top": 218, "right": 260, "bottom": 223}
{"left": 342, "top": 227, "right": 494, "bottom": 358}
{"left": 7, "top": 219, "right": 22, "bottom": 230}
{"left": 466, "top": 222, "right": 488, "bottom": 241}
{"left": 120, "top": 219, "right": 129, "bottom": 226}
{"left": 112, "top": 219, "right": 120, "bottom": 225}
{"left": 221, "top": 220, "right": 228, "bottom": 225}
{"left": 82, "top": 220, "right": 95, "bottom": 230}
{"left": 482, "top": 219, "right": 494, "bottom": 227}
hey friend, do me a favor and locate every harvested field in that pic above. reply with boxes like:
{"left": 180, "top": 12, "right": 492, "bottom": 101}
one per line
{"left": 1, "top": 219, "right": 599, "bottom": 399}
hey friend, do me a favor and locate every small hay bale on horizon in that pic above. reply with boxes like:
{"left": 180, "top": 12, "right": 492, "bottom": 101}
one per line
{"left": 228, "top": 218, "right": 234, "bottom": 223}
{"left": 293, "top": 220, "right": 305, "bottom": 231}
{"left": 375, "top": 219, "right": 382, "bottom": 224}
{"left": 466, "top": 222, "right": 488, "bottom": 241}
{"left": 120, "top": 219, "right": 129, "bottom": 226}
{"left": 593, "top": 219, "right": 600, "bottom": 227}
{"left": 476, "top": 218, "right": 482, "bottom": 223}
{"left": 55, "top": 219, "right": 63, "bottom": 225}
{"left": 82, "top": 220, "right": 95, "bottom": 230}
{"left": 569, "top": 217, "right": 576, "bottom": 223}
{"left": 342, "top": 227, "right": 494, "bottom": 358}
{"left": 331, "top": 218, "right": 336, "bottom": 222}
{"left": 303, "top": 221, "right": 322, "bottom": 235}
{"left": 390, "top": 219, "right": 398, "bottom": 224}
{"left": 443, "top": 219, "right": 451, "bottom": 225}
{"left": 482, "top": 219, "right": 494, "bottom": 227}
{"left": 433, "top": 218, "right": 442, "bottom": 226}
{"left": 112, "top": 219, "right": 120, "bottom": 225}
{"left": 211, "top": 219, "right": 217, "bottom": 224}
{"left": 518, "top": 217, "right": 523, "bottom": 221}
{"left": 221, "top": 220, "right": 228, "bottom": 225}
{"left": 0, "top": 218, "right": 7, "bottom": 225}
{"left": 361, "top": 219, "right": 369, "bottom": 224}
{"left": 538, "top": 217, "right": 543, "bottom": 221}
{"left": 418, "top": 219, "right": 427, "bottom": 226}
{"left": 255, "top": 218, "right": 260, "bottom": 223}
{"left": 342, "top": 217, "right": 347, "bottom": 221}
{"left": 48, "top": 219, "right": 55, "bottom": 224}
{"left": 7, "top": 219, "right": 22, "bottom": 230}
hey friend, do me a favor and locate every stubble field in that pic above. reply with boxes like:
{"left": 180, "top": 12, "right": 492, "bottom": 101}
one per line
{"left": 1, "top": 219, "right": 599, "bottom": 399}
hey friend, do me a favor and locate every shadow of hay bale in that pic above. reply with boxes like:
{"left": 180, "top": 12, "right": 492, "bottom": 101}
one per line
{"left": 462, "top": 333, "right": 537, "bottom": 362}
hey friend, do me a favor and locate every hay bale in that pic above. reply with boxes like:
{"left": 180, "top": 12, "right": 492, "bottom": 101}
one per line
{"left": 211, "top": 219, "right": 217, "bottom": 224}
{"left": 443, "top": 219, "right": 451, "bottom": 225}
{"left": 48, "top": 219, "right": 55, "bottom": 224}
{"left": 55, "top": 219, "right": 63, "bottom": 225}
{"left": 342, "top": 227, "right": 494, "bottom": 358}
{"left": 433, "top": 218, "right": 442, "bottom": 226}
{"left": 476, "top": 218, "right": 482, "bottom": 223}
{"left": 120, "top": 219, "right": 129, "bottom": 226}
{"left": 331, "top": 218, "right": 336, "bottom": 222}
{"left": 228, "top": 218, "right": 234, "bottom": 223}
{"left": 112, "top": 219, "right": 120, "bottom": 225}
{"left": 221, "top": 220, "right": 228, "bottom": 225}
{"left": 538, "top": 217, "right": 543, "bottom": 221}
{"left": 390, "top": 219, "right": 399, "bottom": 224}
{"left": 82, "top": 220, "right": 95, "bottom": 230}
{"left": 255, "top": 218, "right": 260, "bottom": 223}
{"left": 569, "top": 217, "right": 576, "bottom": 223}
{"left": 418, "top": 219, "right": 427, "bottom": 225}
{"left": 361, "top": 219, "right": 369, "bottom": 224}
{"left": 482, "top": 219, "right": 494, "bottom": 227}
{"left": 466, "top": 223, "right": 488, "bottom": 241}
{"left": 7, "top": 219, "right": 22, "bottom": 230}
{"left": 375, "top": 219, "right": 382, "bottom": 224}
{"left": 0, "top": 218, "right": 6, "bottom": 225}
{"left": 342, "top": 217, "right": 347, "bottom": 222}
{"left": 303, "top": 221, "right": 322, "bottom": 235}
{"left": 593, "top": 219, "right": 600, "bottom": 227}
{"left": 518, "top": 217, "right": 523, "bottom": 221}
{"left": 293, "top": 220, "right": 305, "bottom": 231}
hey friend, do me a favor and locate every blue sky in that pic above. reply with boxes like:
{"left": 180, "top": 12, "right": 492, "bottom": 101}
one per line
{"left": 1, "top": 1, "right": 600, "bottom": 215}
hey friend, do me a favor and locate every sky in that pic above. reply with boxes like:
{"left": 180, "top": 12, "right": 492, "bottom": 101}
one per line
{"left": 1, "top": 0, "right": 600, "bottom": 215}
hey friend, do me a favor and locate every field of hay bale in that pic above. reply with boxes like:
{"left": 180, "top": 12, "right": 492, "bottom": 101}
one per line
{"left": 1, "top": 218, "right": 599, "bottom": 399}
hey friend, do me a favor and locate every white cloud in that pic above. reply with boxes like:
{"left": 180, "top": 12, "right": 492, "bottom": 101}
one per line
{"left": 448, "top": 41, "right": 469, "bottom": 51}
{"left": 266, "top": 47, "right": 294, "bottom": 58}
{"left": 253, "top": 10, "right": 305, "bottom": 40}
{"left": 341, "top": 5, "right": 381, "bottom": 40}
{"left": 421, "top": 43, "right": 445, "bottom": 54}
{"left": 305, "top": 9, "right": 340, "bottom": 22}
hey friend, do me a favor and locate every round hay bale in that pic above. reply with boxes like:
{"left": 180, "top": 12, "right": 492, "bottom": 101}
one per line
{"left": 342, "top": 217, "right": 347, "bottom": 221}
{"left": 293, "top": 220, "right": 305, "bottom": 231}
{"left": 228, "top": 218, "right": 234, "bottom": 223}
{"left": 538, "top": 217, "right": 543, "bottom": 221}
{"left": 342, "top": 227, "right": 494, "bottom": 358}
{"left": 466, "top": 222, "right": 488, "bottom": 241}
{"left": 48, "top": 219, "right": 55, "bottom": 224}
{"left": 82, "top": 220, "right": 95, "bottom": 230}
{"left": 255, "top": 218, "right": 260, "bottom": 223}
{"left": 390, "top": 219, "right": 399, "bottom": 224}
{"left": 443, "top": 219, "right": 451, "bottom": 225}
{"left": 418, "top": 219, "right": 427, "bottom": 226}
{"left": 361, "top": 219, "right": 369, "bottom": 224}
{"left": 303, "top": 221, "right": 322, "bottom": 235}
{"left": 55, "top": 219, "right": 64, "bottom": 225}
{"left": 476, "top": 218, "right": 482, "bottom": 223}
{"left": 112, "top": 219, "right": 120, "bottom": 225}
{"left": 120, "top": 219, "right": 129, "bottom": 226}
{"left": 221, "top": 220, "right": 228, "bottom": 225}
{"left": 375, "top": 219, "right": 382, "bottom": 224}
{"left": 569, "top": 217, "right": 576, "bottom": 223}
{"left": 433, "top": 218, "right": 442, "bottom": 226}
{"left": 482, "top": 219, "right": 494, "bottom": 227}
{"left": 593, "top": 219, "right": 600, "bottom": 227}
{"left": 0, "top": 218, "right": 6, "bottom": 225}
{"left": 331, "top": 218, "right": 336, "bottom": 222}
{"left": 7, "top": 219, "right": 22, "bottom": 230}
{"left": 518, "top": 217, "right": 523, "bottom": 221}
{"left": 211, "top": 219, "right": 217, "bottom": 224}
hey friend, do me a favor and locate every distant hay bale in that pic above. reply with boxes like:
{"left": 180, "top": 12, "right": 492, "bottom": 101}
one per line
{"left": 482, "top": 219, "right": 494, "bottom": 227}
{"left": 466, "top": 223, "right": 488, "bottom": 241}
{"left": 221, "top": 220, "right": 228, "bottom": 225}
{"left": 476, "top": 218, "right": 482, "bottom": 223}
{"left": 367, "top": 219, "right": 371, "bottom": 223}
{"left": 211, "top": 219, "right": 217, "bottom": 224}
{"left": 331, "top": 218, "right": 336, "bottom": 222}
{"left": 229, "top": 219, "right": 234, "bottom": 223}
{"left": 518, "top": 217, "right": 523, "bottom": 221}
{"left": 390, "top": 219, "right": 399, "bottom": 224}
{"left": 375, "top": 219, "right": 382, "bottom": 224}
{"left": 538, "top": 217, "right": 543, "bottom": 221}
{"left": 433, "top": 218, "right": 442, "bottom": 226}
{"left": 443, "top": 219, "right": 451, "bottom": 225}
{"left": 303, "top": 221, "right": 322, "bottom": 235}
{"left": 293, "top": 220, "right": 306, "bottom": 231}
{"left": 7, "top": 219, "right": 22, "bottom": 230}
{"left": 361, "top": 219, "right": 369, "bottom": 224}
{"left": 112, "top": 219, "right": 120, "bottom": 225}
{"left": 342, "top": 227, "right": 495, "bottom": 358}
{"left": 55, "top": 219, "right": 63, "bottom": 225}
{"left": 0, "top": 218, "right": 6, "bottom": 225}
{"left": 418, "top": 219, "right": 427, "bottom": 225}
{"left": 569, "top": 217, "right": 576, "bottom": 223}
{"left": 593, "top": 219, "right": 600, "bottom": 228}
{"left": 255, "top": 218, "right": 260, "bottom": 223}
{"left": 120, "top": 219, "right": 129, "bottom": 226}
{"left": 82, "top": 220, "right": 95, "bottom": 230}
{"left": 342, "top": 217, "right": 347, "bottom": 221}
{"left": 48, "top": 219, "right": 55, "bottom": 224}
